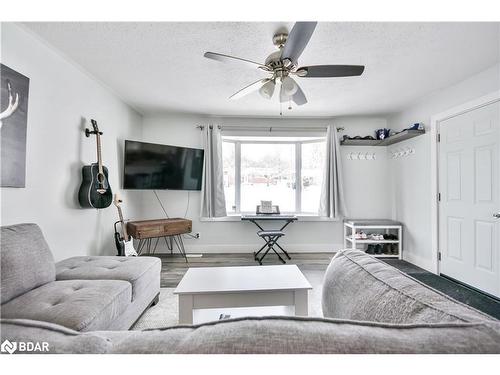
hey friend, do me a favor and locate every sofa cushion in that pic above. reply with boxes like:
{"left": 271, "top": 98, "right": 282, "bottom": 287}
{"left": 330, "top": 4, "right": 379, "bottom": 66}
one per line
{"left": 1, "top": 223, "right": 56, "bottom": 304}
{"left": 55, "top": 256, "right": 161, "bottom": 301}
{"left": 0, "top": 280, "right": 132, "bottom": 331}
{"left": 322, "top": 250, "right": 496, "bottom": 324}
{"left": 0, "top": 319, "right": 111, "bottom": 354}
{"left": 2, "top": 316, "right": 500, "bottom": 354}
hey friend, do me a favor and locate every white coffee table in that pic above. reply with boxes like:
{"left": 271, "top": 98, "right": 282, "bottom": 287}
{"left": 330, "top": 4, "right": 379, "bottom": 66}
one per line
{"left": 173, "top": 265, "right": 312, "bottom": 324}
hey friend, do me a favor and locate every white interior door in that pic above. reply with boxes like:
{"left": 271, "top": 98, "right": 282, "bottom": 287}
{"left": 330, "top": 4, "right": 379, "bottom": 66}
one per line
{"left": 438, "top": 100, "right": 500, "bottom": 298}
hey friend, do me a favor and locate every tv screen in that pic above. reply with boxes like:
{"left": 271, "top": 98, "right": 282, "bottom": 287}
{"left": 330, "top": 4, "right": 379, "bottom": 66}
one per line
{"left": 123, "top": 140, "right": 204, "bottom": 190}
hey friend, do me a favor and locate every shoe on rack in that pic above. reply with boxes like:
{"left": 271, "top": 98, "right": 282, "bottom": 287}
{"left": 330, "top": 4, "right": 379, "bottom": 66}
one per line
{"left": 383, "top": 244, "right": 391, "bottom": 254}
{"left": 352, "top": 231, "right": 368, "bottom": 240}
{"left": 366, "top": 244, "right": 375, "bottom": 254}
{"left": 374, "top": 244, "right": 383, "bottom": 254}
{"left": 391, "top": 244, "right": 399, "bottom": 255}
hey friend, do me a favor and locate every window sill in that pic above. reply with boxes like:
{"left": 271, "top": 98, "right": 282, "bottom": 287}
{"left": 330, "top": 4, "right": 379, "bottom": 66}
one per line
{"left": 199, "top": 214, "right": 340, "bottom": 222}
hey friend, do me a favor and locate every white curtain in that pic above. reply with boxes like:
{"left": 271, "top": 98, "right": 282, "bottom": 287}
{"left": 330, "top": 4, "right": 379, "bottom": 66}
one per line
{"left": 319, "top": 125, "right": 347, "bottom": 218}
{"left": 200, "top": 125, "right": 227, "bottom": 218}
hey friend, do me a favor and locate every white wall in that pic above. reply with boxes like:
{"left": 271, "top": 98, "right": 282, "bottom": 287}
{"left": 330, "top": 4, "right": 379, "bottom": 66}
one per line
{"left": 138, "top": 113, "right": 390, "bottom": 253}
{"left": 6, "top": 22, "right": 494, "bottom": 262}
{"left": 387, "top": 64, "right": 500, "bottom": 271}
{"left": 0, "top": 23, "right": 143, "bottom": 261}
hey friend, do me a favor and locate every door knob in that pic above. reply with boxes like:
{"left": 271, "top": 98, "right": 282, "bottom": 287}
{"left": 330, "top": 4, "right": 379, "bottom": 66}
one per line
{"left": 494, "top": 213, "right": 500, "bottom": 219}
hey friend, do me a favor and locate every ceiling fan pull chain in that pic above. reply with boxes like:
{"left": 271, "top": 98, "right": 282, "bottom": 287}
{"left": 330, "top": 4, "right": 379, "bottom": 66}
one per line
{"left": 288, "top": 98, "right": 292, "bottom": 110}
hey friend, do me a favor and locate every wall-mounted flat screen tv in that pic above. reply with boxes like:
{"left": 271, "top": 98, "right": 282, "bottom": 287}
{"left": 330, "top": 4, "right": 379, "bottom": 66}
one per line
{"left": 123, "top": 140, "right": 204, "bottom": 190}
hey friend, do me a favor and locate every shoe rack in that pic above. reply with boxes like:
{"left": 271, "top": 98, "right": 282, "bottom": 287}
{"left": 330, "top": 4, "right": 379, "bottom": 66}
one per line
{"left": 343, "top": 219, "right": 403, "bottom": 259}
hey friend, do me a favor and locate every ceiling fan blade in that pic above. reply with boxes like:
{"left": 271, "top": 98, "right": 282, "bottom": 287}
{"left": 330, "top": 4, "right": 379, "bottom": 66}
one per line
{"left": 204, "top": 52, "right": 269, "bottom": 70}
{"left": 291, "top": 83, "right": 307, "bottom": 106}
{"left": 229, "top": 78, "right": 271, "bottom": 100}
{"left": 281, "top": 22, "right": 317, "bottom": 65}
{"left": 296, "top": 65, "right": 365, "bottom": 78}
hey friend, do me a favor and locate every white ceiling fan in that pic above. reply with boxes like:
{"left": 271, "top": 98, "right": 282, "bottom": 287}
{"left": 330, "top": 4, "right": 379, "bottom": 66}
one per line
{"left": 204, "top": 22, "right": 365, "bottom": 106}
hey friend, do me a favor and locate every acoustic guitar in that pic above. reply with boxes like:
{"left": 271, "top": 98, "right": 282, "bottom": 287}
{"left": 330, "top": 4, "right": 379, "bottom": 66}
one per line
{"left": 78, "top": 119, "right": 113, "bottom": 209}
{"left": 113, "top": 193, "right": 138, "bottom": 257}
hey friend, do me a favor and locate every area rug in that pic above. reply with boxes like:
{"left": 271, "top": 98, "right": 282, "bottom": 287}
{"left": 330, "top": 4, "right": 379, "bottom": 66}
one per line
{"left": 132, "top": 270, "right": 324, "bottom": 330}
{"left": 132, "top": 288, "right": 178, "bottom": 330}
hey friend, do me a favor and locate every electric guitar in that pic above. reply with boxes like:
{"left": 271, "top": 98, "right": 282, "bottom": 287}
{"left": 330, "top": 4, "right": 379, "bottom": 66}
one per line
{"left": 113, "top": 193, "right": 138, "bottom": 257}
{"left": 78, "top": 119, "right": 113, "bottom": 209}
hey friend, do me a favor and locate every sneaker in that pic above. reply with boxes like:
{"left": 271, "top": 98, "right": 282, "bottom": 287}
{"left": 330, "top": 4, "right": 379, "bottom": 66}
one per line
{"left": 366, "top": 244, "right": 375, "bottom": 254}
{"left": 391, "top": 244, "right": 399, "bottom": 255}
{"left": 374, "top": 244, "right": 383, "bottom": 254}
{"left": 352, "top": 231, "right": 368, "bottom": 240}
{"left": 351, "top": 232, "right": 367, "bottom": 240}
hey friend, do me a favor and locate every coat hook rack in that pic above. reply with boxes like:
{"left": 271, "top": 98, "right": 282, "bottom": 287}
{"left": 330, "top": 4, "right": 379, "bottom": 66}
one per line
{"left": 391, "top": 147, "right": 415, "bottom": 159}
{"left": 346, "top": 151, "right": 376, "bottom": 160}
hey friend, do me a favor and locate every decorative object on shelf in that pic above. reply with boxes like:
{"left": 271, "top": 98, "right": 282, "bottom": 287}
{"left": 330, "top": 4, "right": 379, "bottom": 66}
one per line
{"left": 390, "top": 147, "right": 415, "bottom": 159}
{"left": 394, "top": 122, "right": 424, "bottom": 134}
{"left": 204, "top": 22, "right": 364, "bottom": 109}
{"left": 1, "top": 64, "right": 30, "bottom": 188}
{"left": 346, "top": 152, "right": 377, "bottom": 160}
{"left": 78, "top": 119, "right": 113, "bottom": 209}
{"left": 375, "top": 128, "right": 391, "bottom": 140}
{"left": 113, "top": 193, "right": 138, "bottom": 257}
{"left": 342, "top": 135, "right": 376, "bottom": 142}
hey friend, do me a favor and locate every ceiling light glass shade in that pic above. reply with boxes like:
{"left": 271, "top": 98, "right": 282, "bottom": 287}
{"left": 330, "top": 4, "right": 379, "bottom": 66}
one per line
{"left": 281, "top": 76, "right": 298, "bottom": 96}
{"left": 259, "top": 80, "right": 275, "bottom": 99}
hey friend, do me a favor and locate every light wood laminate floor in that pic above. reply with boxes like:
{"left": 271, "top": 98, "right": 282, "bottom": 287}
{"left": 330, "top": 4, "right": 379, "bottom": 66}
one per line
{"left": 154, "top": 252, "right": 335, "bottom": 288}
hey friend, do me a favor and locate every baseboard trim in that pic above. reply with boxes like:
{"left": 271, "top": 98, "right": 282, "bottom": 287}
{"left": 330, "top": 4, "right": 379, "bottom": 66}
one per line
{"left": 402, "top": 252, "right": 435, "bottom": 274}
{"left": 154, "top": 243, "right": 345, "bottom": 253}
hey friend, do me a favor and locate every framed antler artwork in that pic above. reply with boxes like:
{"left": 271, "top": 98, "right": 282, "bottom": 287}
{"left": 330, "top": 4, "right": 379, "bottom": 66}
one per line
{"left": 1, "top": 64, "right": 30, "bottom": 188}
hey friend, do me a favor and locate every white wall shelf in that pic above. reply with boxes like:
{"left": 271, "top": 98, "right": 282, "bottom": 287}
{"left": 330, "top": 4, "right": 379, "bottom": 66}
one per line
{"left": 340, "top": 129, "right": 425, "bottom": 146}
{"left": 344, "top": 219, "right": 403, "bottom": 259}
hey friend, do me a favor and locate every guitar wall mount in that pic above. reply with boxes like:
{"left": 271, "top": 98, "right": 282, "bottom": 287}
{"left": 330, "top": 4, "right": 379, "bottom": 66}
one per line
{"left": 85, "top": 119, "right": 103, "bottom": 137}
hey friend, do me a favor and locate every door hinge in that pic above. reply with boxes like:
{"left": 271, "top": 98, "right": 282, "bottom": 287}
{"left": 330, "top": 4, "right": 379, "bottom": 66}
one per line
{"left": 438, "top": 252, "right": 441, "bottom": 261}
{"left": 437, "top": 133, "right": 441, "bottom": 142}
{"left": 437, "top": 193, "right": 441, "bottom": 202}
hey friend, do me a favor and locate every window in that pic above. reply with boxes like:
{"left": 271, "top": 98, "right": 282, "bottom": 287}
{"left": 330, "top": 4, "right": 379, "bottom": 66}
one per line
{"left": 222, "top": 135, "right": 326, "bottom": 215}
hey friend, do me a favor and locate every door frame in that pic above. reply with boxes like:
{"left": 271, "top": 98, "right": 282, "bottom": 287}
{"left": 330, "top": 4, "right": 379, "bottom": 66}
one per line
{"left": 430, "top": 90, "right": 500, "bottom": 275}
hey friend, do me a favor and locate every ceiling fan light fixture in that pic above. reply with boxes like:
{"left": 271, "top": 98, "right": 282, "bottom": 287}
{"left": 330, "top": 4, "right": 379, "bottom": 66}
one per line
{"left": 259, "top": 80, "right": 275, "bottom": 99}
{"left": 282, "top": 76, "right": 298, "bottom": 96}
{"left": 204, "top": 21, "right": 364, "bottom": 109}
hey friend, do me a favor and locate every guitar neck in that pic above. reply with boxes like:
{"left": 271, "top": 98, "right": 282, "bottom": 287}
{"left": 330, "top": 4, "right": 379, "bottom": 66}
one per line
{"left": 96, "top": 132, "right": 104, "bottom": 175}
{"left": 117, "top": 206, "right": 129, "bottom": 241}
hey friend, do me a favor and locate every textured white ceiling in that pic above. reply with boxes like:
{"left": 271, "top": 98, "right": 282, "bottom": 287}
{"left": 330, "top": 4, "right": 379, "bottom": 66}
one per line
{"left": 24, "top": 22, "right": 499, "bottom": 117}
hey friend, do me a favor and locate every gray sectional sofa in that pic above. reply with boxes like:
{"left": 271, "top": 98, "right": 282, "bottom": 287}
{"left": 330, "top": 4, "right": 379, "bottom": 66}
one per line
{"left": 1, "top": 223, "right": 161, "bottom": 332}
{"left": 1, "top": 224, "right": 499, "bottom": 353}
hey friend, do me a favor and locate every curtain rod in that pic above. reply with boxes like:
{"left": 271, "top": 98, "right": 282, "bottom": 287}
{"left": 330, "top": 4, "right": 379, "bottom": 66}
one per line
{"left": 196, "top": 125, "right": 344, "bottom": 132}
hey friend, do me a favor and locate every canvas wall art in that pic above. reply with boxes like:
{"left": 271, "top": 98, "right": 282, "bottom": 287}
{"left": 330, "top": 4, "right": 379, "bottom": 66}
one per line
{"left": 0, "top": 63, "right": 30, "bottom": 187}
